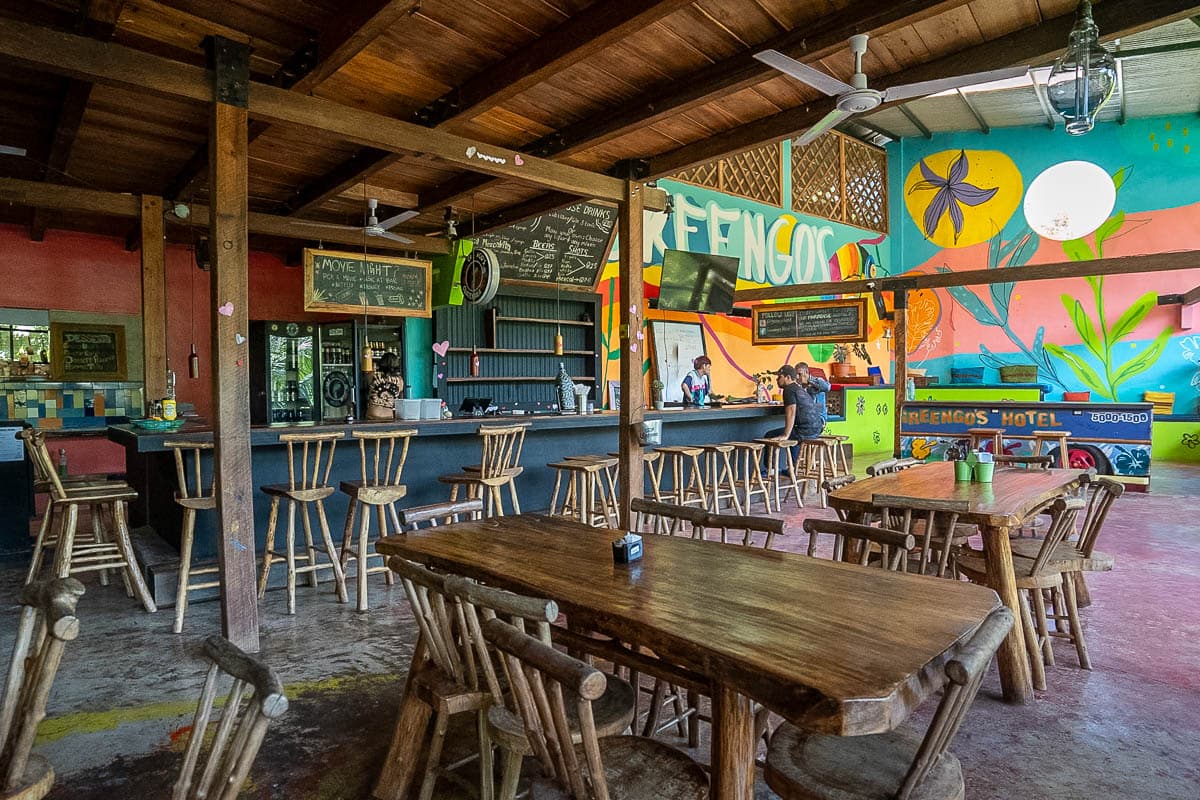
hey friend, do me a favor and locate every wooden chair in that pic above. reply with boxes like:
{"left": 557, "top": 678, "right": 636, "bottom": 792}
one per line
{"left": 654, "top": 446, "right": 708, "bottom": 510}
{"left": 439, "top": 423, "right": 530, "bottom": 517}
{"left": 892, "top": 457, "right": 924, "bottom": 471}
{"left": 338, "top": 428, "right": 417, "bottom": 611}
{"left": 802, "top": 519, "right": 916, "bottom": 571}
{"left": 957, "top": 498, "right": 1086, "bottom": 691}
{"left": 702, "top": 511, "right": 785, "bottom": 549}
{"left": 864, "top": 457, "right": 898, "bottom": 477}
{"left": 814, "top": 475, "right": 857, "bottom": 555}
{"left": 172, "top": 636, "right": 288, "bottom": 800}
{"left": 0, "top": 578, "right": 84, "bottom": 800}
{"left": 765, "top": 607, "right": 1014, "bottom": 800}
{"left": 482, "top": 617, "right": 709, "bottom": 800}
{"left": 701, "top": 444, "right": 742, "bottom": 514}
{"left": 870, "top": 494, "right": 972, "bottom": 579}
{"left": 257, "top": 432, "right": 349, "bottom": 615}
{"left": 994, "top": 454, "right": 1053, "bottom": 470}
{"left": 1032, "top": 430, "right": 1071, "bottom": 468}
{"left": 630, "top": 498, "right": 706, "bottom": 538}
{"left": 967, "top": 427, "right": 1005, "bottom": 454}
{"left": 755, "top": 437, "right": 803, "bottom": 511}
{"left": 398, "top": 499, "right": 486, "bottom": 530}
{"left": 17, "top": 430, "right": 156, "bottom": 613}
{"left": 727, "top": 441, "right": 771, "bottom": 513}
{"left": 164, "top": 440, "right": 218, "bottom": 634}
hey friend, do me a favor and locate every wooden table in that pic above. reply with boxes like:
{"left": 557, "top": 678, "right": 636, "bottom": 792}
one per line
{"left": 828, "top": 461, "right": 1088, "bottom": 706}
{"left": 373, "top": 514, "right": 999, "bottom": 800}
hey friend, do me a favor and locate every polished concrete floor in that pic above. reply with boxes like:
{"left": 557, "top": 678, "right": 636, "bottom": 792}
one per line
{"left": 4, "top": 460, "right": 1198, "bottom": 799}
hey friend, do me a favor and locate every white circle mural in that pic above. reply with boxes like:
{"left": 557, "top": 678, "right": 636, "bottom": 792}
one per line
{"left": 1022, "top": 160, "right": 1116, "bottom": 241}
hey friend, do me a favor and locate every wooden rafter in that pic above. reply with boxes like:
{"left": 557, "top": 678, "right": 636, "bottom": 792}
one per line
{"left": 898, "top": 105, "right": 933, "bottom": 139}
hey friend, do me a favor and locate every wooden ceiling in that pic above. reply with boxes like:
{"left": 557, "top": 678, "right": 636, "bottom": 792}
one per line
{"left": 1, "top": 0, "right": 1198, "bottom": 251}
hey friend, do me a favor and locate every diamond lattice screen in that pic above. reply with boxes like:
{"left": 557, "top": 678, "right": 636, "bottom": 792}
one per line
{"left": 790, "top": 131, "right": 888, "bottom": 234}
{"left": 673, "top": 161, "right": 721, "bottom": 191}
{"left": 843, "top": 138, "right": 888, "bottom": 233}
{"left": 790, "top": 135, "right": 843, "bottom": 221}
{"left": 673, "top": 143, "right": 783, "bottom": 206}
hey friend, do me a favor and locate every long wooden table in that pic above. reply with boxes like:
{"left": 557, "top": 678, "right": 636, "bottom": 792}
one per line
{"left": 374, "top": 514, "right": 1000, "bottom": 800}
{"left": 828, "top": 461, "right": 1088, "bottom": 706}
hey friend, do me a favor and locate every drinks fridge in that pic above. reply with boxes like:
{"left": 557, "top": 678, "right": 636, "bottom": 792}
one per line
{"left": 249, "top": 322, "right": 317, "bottom": 424}
{"left": 318, "top": 322, "right": 357, "bottom": 422}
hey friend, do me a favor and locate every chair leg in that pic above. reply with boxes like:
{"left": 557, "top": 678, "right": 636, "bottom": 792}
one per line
{"left": 1031, "top": 586, "right": 1054, "bottom": 666}
{"left": 1063, "top": 573, "right": 1092, "bottom": 670}
{"left": 339, "top": 496, "right": 359, "bottom": 569}
{"left": 1073, "top": 570, "right": 1092, "bottom": 607}
{"left": 497, "top": 747, "right": 523, "bottom": 800}
{"left": 549, "top": 468, "right": 564, "bottom": 516}
{"left": 26, "top": 503, "right": 56, "bottom": 584}
{"left": 258, "top": 497, "right": 280, "bottom": 599}
{"left": 418, "top": 710, "right": 451, "bottom": 800}
{"left": 508, "top": 478, "right": 521, "bottom": 515}
{"left": 686, "top": 688, "right": 700, "bottom": 748}
{"left": 477, "top": 709, "right": 494, "bottom": 800}
{"left": 670, "top": 685, "right": 687, "bottom": 737}
{"left": 111, "top": 500, "right": 157, "bottom": 613}
{"left": 53, "top": 503, "right": 79, "bottom": 578}
{"left": 642, "top": 679, "right": 666, "bottom": 737}
{"left": 285, "top": 500, "right": 298, "bottom": 615}
{"left": 1018, "top": 589, "right": 1046, "bottom": 691}
{"left": 356, "top": 504, "right": 371, "bottom": 612}
{"left": 300, "top": 502, "right": 319, "bottom": 588}
{"left": 316, "top": 499, "right": 349, "bottom": 604}
{"left": 174, "top": 508, "right": 196, "bottom": 634}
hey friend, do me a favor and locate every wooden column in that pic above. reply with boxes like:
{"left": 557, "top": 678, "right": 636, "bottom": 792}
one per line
{"left": 616, "top": 180, "right": 646, "bottom": 529}
{"left": 140, "top": 195, "right": 166, "bottom": 404}
{"left": 206, "top": 36, "right": 259, "bottom": 652}
{"left": 892, "top": 290, "right": 907, "bottom": 458}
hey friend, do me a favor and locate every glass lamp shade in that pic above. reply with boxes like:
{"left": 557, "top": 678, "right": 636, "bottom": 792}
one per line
{"left": 1046, "top": 1, "right": 1116, "bottom": 135}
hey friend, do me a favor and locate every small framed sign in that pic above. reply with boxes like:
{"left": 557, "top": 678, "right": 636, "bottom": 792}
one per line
{"left": 50, "top": 322, "right": 127, "bottom": 381}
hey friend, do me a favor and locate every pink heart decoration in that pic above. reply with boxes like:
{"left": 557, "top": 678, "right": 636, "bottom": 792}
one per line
{"left": 217, "top": 302, "right": 234, "bottom": 317}
{"left": 431, "top": 340, "right": 450, "bottom": 357}
{"left": 437, "top": 373, "right": 444, "bottom": 380}
{"left": 514, "top": 155, "right": 524, "bottom": 166}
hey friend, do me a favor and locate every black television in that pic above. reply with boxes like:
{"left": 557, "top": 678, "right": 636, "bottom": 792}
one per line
{"left": 656, "top": 249, "right": 739, "bottom": 314}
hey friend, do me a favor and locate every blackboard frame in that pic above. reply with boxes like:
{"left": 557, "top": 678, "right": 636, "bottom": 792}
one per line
{"left": 50, "top": 322, "right": 127, "bottom": 381}
{"left": 751, "top": 297, "right": 868, "bottom": 346}
{"left": 303, "top": 248, "right": 432, "bottom": 317}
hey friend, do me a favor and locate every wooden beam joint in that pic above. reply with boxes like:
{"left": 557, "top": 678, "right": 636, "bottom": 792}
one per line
{"left": 205, "top": 36, "right": 252, "bottom": 108}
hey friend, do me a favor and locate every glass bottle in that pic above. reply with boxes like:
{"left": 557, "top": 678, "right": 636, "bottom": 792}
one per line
{"left": 556, "top": 362, "right": 575, "bottom": 413}
{"left": 470, "top": 347, "right": 481, "bottom": 377}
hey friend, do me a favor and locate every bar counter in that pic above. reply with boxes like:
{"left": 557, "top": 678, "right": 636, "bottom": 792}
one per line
{"left": 109, "top": 403, "right": 785, "bottom": 567}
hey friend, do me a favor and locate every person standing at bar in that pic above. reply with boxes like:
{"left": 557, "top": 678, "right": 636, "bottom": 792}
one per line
{"left": 795, "top": 361, "right": 832, "bottom": 429}
{"left": 366, "top": 352, "right": 404, "bottom": 420}
{"left": 765, "top": 365, "right": 822, "bottom": 470}
{"left": 681, "top": 355, "right": 712, "bottom": 406}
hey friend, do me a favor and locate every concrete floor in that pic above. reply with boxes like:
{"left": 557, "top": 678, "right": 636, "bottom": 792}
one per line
{"left": 4, "top": 461, "right": 1198, "bottom": 799}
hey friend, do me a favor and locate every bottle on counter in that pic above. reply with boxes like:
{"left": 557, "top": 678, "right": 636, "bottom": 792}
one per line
{"left": 163, "top": 368, "right": 178, "bottom": 421}
{"left": 556, "top": 362, "right": 576, "bottom": 413}
{"left": 58, "top": 448, "right": 68, "bottom": 479}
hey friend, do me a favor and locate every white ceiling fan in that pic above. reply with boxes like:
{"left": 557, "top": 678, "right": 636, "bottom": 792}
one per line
{"left": 0, "top": 145, "right": 28, "bottom": 157}
{"left": 292, "top": 197, "right": 418, "bottom": 244}
{"left": 755, "top": 34, "right": 1029, "bottom": 145}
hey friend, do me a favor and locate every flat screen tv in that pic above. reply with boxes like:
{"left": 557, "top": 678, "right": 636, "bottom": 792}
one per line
{"left": 656, "top": 249, "right": 739, "bottom": 314}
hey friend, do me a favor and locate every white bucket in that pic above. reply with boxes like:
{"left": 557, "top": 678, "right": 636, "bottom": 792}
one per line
{"left": 398, "top": 399, "right": 421, "bottom": 420}
{"left": 420, "top": 398, "right": 442, "bottom": 420}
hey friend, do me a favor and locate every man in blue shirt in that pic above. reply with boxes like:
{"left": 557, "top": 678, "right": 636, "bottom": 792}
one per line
{"left": 795, "top": 361, "right": 832, "bottom": 428}
{"left": 765, "top": 365, "right": 823, "bottom": 473}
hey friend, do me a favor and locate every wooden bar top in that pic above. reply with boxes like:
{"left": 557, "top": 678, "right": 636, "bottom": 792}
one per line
{"left": 377, "top": 514, "right": 1000, "bottom": 736}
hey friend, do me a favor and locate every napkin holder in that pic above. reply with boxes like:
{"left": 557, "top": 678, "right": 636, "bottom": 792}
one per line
{"left": 612, "top": 532, "right": 643, "bottom": 564}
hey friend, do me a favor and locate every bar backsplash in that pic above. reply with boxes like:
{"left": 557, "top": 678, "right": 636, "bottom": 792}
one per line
{"left": 0, "top": 380, "right": 144, "bottom": 429}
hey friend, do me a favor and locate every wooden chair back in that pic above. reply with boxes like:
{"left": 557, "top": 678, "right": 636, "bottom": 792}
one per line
{"left": 173, "top": 636, "right": 288, "bottom": 800}
{"left": 821, "top": 474, "right": 857, "bottom": 522}
{"left": 895, "top": 607, "right": 1013, "bottom": 799}
{"left": 630, "top": 497, "right": 705, "bottom": 537}
{"left": 0, "top": 577, "right": 84, "bottom": 793}
{"left": 802, "top": 519, "right": 915, "bottom": 571}
{"left": 993, "top": 454, "right": 1053, "bottom": 470}
{"left": 388, "top": 557, "right": 481, "bottom": 690}
{"left": 482, "top": 617, "right": 613, "bottom": 800}
{"left": 870, "top": 494, "right": 971, "bottom": 578}
{"left": 163, "top": 440, "right": 216, "bottom": 503}
{"left": 397, "top": 499, "right": 485, "bottom": 530}
{"left": 864, "top": 458, "right": 898, "bottom": 477}
{"left": 1024, "top": 497, "right": 1085, "bottom": 577}
{"left": 351, "top": 428, "right": 417, "bottom": 488}
{"left": 278, "top": 431, "right": 344, "bottom": 492}
{"left": 1077, "top": 478, "right": 1123, "bottom": 556}
{"left": 478, "top": 423, "right": 529, "bottom": 481}
{"left": 892, "top": 457, "right": 923, "bottom": 471}
{"left": 702, "top": 511, "right": 785, "bottom": 549}
{"left": 17, "top": 428, "right": 66, "bottom": 501}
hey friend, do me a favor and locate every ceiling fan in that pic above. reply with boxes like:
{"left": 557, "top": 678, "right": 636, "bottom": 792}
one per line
{"left": 0, "top": 145, "right": 28, "bottom": 157}
{"left": 755, "top": 34, "right": 1029, "bottom": 145}
{"left": 293, "top": 197, "right": 418, "bottom": 244}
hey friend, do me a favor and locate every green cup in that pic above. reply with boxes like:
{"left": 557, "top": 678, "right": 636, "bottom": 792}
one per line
{"left": 953, "top": 460, "right": 973, "bottom": 481}
{"left": 974, "top": 462, "right": 995, "bottom": 483}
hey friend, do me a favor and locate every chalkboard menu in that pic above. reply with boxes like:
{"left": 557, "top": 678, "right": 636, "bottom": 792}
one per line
{"left": 751, "top": 298, "right": 868, "bottom": 345}
{"left": 470, "top": 202, "right": 617, "bottom": 290}
{"left": 50, "top": 322, "right": 127, "bottom": 380}
{"left": 304, "top": 248, "right": 432, "bottom": 317}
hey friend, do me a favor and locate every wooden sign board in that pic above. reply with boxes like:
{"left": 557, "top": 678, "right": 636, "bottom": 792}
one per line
{"left": 304, "top": 248, "right": 432, "bottom": 317}
{"left": 751, "top": 297, "right": 868, "bottom": 345}
{"left": 50, "top": 322, "right": 126, "bottom": 380}
{"left": 471, "top": 202, "right": 617, "bottom": 291}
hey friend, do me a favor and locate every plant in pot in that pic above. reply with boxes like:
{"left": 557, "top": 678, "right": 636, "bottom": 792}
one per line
{"left": 830, "top": 344, "right": 854, "bottom": 379}
{"left": 650, "top": 379, "right": 665, "bottom": 410}
{"left": 751, "top": 371, "right": 775, "bottom": 403}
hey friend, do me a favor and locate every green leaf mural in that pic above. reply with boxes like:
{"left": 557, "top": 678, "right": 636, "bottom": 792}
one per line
{"left": 807, "top": 343, "right": 834, "bottom": 362}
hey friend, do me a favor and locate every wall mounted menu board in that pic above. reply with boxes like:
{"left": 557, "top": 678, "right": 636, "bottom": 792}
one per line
{"left": 751, "top": 298, "right": 868, "bottom": 345}
{"left": 50, "top": 322, "right": 127, "bottom": 380}
{"left": 304, "top": 248, "right": 432, "bottom": 317}
{"left": 470, "top": 202, "right": 617, "bottom": 290}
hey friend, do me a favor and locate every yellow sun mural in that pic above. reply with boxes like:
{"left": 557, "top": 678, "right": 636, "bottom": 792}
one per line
{"left": 903, "top": 149, "right": 1023, "bottom": 248}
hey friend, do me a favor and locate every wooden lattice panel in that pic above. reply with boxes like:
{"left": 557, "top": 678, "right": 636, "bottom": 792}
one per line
{"left": 843, "top": 138, "right": 888, "bottom": 234}
{"left": 720, "top": 142, "right": 782, "bottom": 206}
{"left": 790, "top": 134, "right": 843, "bottom": 221}
{"left": 673, "top": 161, "right": 721, "bottom": 191}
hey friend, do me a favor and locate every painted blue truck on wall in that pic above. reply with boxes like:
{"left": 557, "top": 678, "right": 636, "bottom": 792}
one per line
{"left": 900, "top": 401, "right": 1154, "bottom": 486}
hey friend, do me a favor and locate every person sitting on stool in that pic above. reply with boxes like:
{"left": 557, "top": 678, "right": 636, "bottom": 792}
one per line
{"left": 765, "top": 365, "right": 823, "bottom": 473}
{"left": 795, "top": 361, "right": 832, "bottom": 429}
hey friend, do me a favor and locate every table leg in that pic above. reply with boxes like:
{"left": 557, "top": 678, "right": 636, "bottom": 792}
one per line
{"left": 981, "top": 524, "right": 1035, "bottom": 704}
{"left": 373, "top": 636, "right": 432, "bottom": 800}
{"left": 711, "top": 683, "right": 754, "bottom": 800}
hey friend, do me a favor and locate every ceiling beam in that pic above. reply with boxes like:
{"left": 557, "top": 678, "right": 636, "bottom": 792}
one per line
{"left": 0, "top": 19, "right": 638, "bottom": 205}
{"left": 898, "top": 105, "right": 933, "bottom": 139}
{"left": 280, "top": 149, "right": 401, "bottom": 216}
{"left": 1031, "top": 81, "right": 1058, "bottom": 129}
{"left": 956, "top": 89, "right": 989, "bottom": 134}
{"left": 339, "top": 183, "right": 418, "bottom": 209}
{"left": 645, "top": 0, "right": 1200, "bottom": 176}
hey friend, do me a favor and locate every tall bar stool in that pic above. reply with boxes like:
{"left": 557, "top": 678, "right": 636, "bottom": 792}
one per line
{"left": 548, "top": 458, "right": 616, "bottom": 527}
{"left": 819, "top": 434, "right": 852, "bottom": 476}
{"left": 1032, "top": 430, "right": 1072, "bottom": 468}
{"left": 338, "top": 428, "right": 416, "bottom": 611}
{"left": 438, "top": 423, "right": 529, "bottom": 517}
{"left": 701, "top": 443, "right": 742, "bottom": 514}
{"left": 756, "top": 437, "right": 803, "bottom": 511}
{"left": 607, "top": 449, "right": 664, "bottom": 502}
{"left": 727, "top": 441, "right": 772, "bottom": 513}
{"left": 796, "top": 438, "right": 846, "bottom": 509}
{"left": 564, "top": 454, "right": 621, "bottom": 523}
{"left": 967, "top": 427, "right": 1005, "bottom": 455}
{"left": 17, "top": 430, "right": 156, "bottom": 612}
{"left": 164, "top": 440, "right": 218, "bottom": 633}
{"left": 257, "top": 432, "right": 349, "bottom": 615}
{"left": 655, "top": 446, "right": 708, "bottom": 509}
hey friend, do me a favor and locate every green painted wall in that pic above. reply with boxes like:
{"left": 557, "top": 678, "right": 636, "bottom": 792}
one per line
{"left": 404, "top": 318, "right": 433, "bottom": 398}
{"left": 1152, "top": 419, "right": 1200, "bottom": 463}
{"left": 915, "top": 386, "right": 1043, "bottom": 403}
{"left": 826, "top": 387, "right": 894, "bottom": 457}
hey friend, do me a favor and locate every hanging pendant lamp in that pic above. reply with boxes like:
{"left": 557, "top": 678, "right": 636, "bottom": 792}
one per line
{"left": 1045, "top": 1, "right": 1117, "bottom": 135}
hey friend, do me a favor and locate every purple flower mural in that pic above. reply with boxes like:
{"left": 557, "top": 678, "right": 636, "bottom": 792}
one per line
{"left": 907, "top": 150, "right": 999, "bottom": 243}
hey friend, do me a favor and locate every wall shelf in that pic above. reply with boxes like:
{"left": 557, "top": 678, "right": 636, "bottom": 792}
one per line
{"left": 497, "top": 316, "right": 593, "bottom": 327}
{"left": 446, "top": 376, "right": 596, "bottom": 383}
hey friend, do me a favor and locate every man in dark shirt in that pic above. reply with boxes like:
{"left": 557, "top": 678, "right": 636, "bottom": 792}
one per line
{"left": 765, "top": 365, "right": 823, "bottom": 471}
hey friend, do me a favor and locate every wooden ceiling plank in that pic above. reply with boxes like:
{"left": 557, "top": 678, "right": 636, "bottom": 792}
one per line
{"left": 338, "top": 183, "right": 419, "bottom": 209}
{"left": 280, "top": 148, "right": 403, "bottom": 215}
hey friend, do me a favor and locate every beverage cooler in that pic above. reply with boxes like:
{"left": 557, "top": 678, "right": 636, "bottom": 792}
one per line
{"left": 318, "top": 322, "right": 357, "bottom": 422}
{"left": 250, "top": 322, "right": 318, "bottom": 424}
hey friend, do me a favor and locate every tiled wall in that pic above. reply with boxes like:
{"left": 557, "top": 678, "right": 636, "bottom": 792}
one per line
{"left": 0, "top": 381, "right": 144, "bottom": 429}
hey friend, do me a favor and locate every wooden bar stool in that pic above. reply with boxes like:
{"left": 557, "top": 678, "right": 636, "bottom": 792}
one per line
{"left": 257, "top": 432, "right": 349, "bottom": 615}
{"left": 564, "top": 454, "right": 621, "bottom": 523}
{"left": 755, "top": 437, "right": 803, "bottom": 511}
{"left": 164, "top": 440, "right": 218, "bottom": 634}
{"left": 1032, "top": 430, "right": 1072, "bottom": 468}
{"left": 17, "top": 430, "right": 156, "bottom": 613}
{"left": 819, "top": 434, "right": 852, "bottom": 476}
{"left": 967, "top": 427, "right": 1005, "bottom": 455}
{"left": 727, "top": 441, "right": 772, "bottom": 513}
{"left": 338, "top": 428, "right": 416, "bottom": 612}
{"left": 608, "top": 449, "right": 664, "bottom": 502}
{"left": 701, "top": 443, "right": 742, "bottom": 514}
{"left": 549, "top": 457, "right": 617, "bottom": 527}
{"left": 796, "top": 438, "right": 844, "bottom": 509}
{"left": 438, "top": 423, "right": 529, "bottom": 517}
{"left": 655, "top": 445, "right": 708, "bottom": 509}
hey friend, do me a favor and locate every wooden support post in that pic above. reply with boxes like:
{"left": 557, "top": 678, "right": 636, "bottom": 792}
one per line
{"left": 140, "top": 195, "right": 166, "bottom": 404}
{"left": 207, "top": 36, "right": 259, "bottom": 652}
{"left": 892, "top": 291, "right": 907, "bottom": 459}
{"left": 617, "top": 179, "right": 646, "bottom": 529}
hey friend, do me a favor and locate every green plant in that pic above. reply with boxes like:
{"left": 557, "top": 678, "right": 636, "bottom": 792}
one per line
{"left": 650, "top": 379, "right": 664, "bottom": 398}
{"left": 832, "top": 344, "right": 850, "bottom": 364}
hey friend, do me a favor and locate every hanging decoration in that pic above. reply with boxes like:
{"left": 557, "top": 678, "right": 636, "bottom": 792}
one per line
{"left": 1045, "top": 0, "right": 1117, "bottom": 135}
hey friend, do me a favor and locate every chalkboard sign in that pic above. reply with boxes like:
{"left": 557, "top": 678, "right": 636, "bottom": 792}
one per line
{"left": 470, "top": 202, "right": 617, "bottom": 290}
{"left": 751, "top": 298, "right": 868, "bottom": 345}
{"left": 50, "top": 322, "right": 126, "bottom": 380}
{"left": 304, "top": 248, "right": 432, "bottom": 317}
